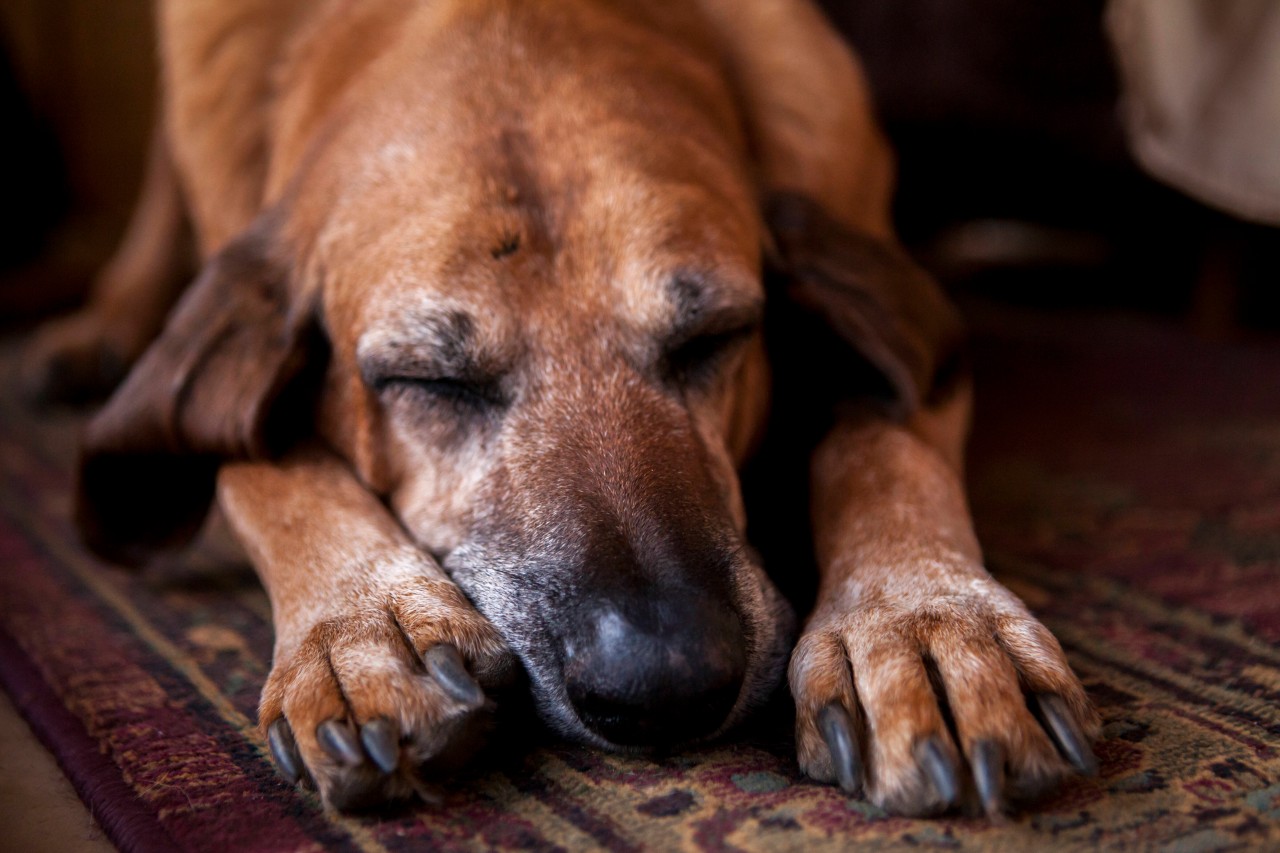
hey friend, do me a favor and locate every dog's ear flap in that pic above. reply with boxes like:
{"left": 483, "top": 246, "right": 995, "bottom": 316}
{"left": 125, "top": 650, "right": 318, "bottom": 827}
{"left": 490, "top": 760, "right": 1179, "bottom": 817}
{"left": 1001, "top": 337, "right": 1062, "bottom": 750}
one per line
{"left": 765, "top": 192, "right": 966, "bottom": 418}
{"left": 76, "top": 218, "right": 325, "bottom": 567}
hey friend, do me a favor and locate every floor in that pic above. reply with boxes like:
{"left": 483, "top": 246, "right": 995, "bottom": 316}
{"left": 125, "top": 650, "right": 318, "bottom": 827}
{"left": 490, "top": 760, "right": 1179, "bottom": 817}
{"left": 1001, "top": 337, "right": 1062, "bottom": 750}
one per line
{"left": 0, "top": 689, "right": 114, "bottom": 852}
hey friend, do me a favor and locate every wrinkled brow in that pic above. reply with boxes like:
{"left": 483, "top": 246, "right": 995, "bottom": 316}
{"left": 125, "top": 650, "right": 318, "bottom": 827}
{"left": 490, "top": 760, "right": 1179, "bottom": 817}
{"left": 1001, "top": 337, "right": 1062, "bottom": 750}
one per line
{"left": 357, "top": 310, "right": 501, "bottom": 384}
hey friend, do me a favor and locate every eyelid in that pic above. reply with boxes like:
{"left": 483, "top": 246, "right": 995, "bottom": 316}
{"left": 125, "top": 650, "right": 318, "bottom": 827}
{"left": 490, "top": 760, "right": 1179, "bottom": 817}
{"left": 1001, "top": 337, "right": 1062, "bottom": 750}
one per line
{"left": 378, "top": 374, "right": 507, "bottom": 411}
{"left": 359, "top": 348, "right": 496, "bottom": 388}
{"left": 367, "top": 367, "right": 489, "bottom": 391}
{"left": 668, "top": 304, "right": 763, "bottom": 352}
{"left": 664, "top": 317, "right": 760, "bottom": 387}
{"left": 359, "top": 350, "right": 505, "bottom": 403}
{"left": 359, "top": 352, "right": 436, "bottom": 390}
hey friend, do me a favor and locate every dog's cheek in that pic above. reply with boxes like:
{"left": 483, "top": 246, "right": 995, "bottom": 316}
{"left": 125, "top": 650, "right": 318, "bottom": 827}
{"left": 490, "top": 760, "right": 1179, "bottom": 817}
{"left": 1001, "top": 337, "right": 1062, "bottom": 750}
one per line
{"left": 686, "top": 396, "right": 750, "bottom": 533}
{"left": 689, "top": 339, "right": 770, "bottom": 533}
{"left": 721, "top": 337, "right": 771, "bottom": 466}
{"left": 384, "top": 425, "right": 495, "bottom": 556}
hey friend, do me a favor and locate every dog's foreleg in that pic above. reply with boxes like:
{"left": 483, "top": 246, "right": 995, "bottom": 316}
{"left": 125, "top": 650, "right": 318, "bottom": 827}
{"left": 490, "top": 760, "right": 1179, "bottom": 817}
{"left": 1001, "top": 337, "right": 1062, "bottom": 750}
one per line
{"left": 789, "top": 385, "right": 1099, "bottom": 816}
{"left": 216, "top": 446, "right": 513, "bottom": 810}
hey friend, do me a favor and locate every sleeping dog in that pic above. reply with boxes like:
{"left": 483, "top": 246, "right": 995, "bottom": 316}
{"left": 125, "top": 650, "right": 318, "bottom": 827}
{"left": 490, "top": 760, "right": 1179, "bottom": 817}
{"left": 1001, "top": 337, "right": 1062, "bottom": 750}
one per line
{"left": 27, "top": 0, "right": 1099, "bottom": 815}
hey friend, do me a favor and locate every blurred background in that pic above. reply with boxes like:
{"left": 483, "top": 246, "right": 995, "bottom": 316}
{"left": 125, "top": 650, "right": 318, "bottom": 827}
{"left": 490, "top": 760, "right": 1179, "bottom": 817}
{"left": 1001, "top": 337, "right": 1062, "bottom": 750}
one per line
{"left": 0, "top": 0, "right": 154, "bottom": 324}
{"left": 0, "top": 0, "right": 1276, "bottom": 337}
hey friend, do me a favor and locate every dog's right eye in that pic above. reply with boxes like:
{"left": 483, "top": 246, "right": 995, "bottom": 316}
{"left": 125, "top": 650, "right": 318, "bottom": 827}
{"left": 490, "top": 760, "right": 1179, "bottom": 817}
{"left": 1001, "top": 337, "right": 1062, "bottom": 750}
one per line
{"left": 376, "top": 376, "right": 504, "bottom": 413}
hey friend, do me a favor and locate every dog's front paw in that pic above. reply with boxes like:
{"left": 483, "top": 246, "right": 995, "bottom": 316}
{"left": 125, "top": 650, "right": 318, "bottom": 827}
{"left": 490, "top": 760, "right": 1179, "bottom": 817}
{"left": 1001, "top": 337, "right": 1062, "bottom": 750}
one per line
{"left": 789, "top": 575, "right": 1100, "bottom": 817}
{"left": 259, "top": 576, "right": 515, "bottom": 810}
{"left": 21, "top": 309, "right": 136, "bottom": 403}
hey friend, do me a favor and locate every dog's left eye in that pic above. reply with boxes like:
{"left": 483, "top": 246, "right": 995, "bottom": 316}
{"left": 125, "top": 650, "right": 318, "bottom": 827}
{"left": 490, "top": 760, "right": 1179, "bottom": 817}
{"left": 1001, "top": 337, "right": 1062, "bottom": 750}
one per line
{"left": 664, "top": 324, "right": 757, "bottom": 388}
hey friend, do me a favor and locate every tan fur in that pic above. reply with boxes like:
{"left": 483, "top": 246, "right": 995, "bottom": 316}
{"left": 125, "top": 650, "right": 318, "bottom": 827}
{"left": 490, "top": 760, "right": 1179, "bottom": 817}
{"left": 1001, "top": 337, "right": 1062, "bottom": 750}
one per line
{"left": 790, "top": 390, "right": 1100, "bottom": 812}
{"left": 36, "top": 0, "right": 1098, "bottom": 814}
{"left": 218, "top": 448, "right": 512, "bottom": 798}
{"left": 696, "top": 0, "right": 896, "bottom": 236}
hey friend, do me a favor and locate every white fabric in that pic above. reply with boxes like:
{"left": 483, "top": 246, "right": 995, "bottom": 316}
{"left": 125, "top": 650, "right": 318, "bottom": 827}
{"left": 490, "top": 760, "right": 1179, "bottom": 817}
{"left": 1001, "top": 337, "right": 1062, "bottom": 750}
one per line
{"left": 1107, "top": 0, "right": 1280, "bottom": 225}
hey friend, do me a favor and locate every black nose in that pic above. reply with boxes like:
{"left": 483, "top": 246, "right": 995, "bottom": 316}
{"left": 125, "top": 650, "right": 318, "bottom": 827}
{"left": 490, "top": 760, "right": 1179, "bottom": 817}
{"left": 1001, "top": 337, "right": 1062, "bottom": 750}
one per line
{"left": 562, "top": 596, "right": 746, "bottom": 746}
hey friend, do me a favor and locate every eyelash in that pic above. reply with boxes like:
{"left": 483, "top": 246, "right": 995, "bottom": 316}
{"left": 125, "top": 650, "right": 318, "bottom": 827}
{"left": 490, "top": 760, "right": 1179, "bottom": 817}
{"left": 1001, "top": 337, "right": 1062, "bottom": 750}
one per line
{"left": 665, "top": 325, "right": 756, "bottom": 387}
{"left": 380, "top": 376, "right": 503, "bottom": 412}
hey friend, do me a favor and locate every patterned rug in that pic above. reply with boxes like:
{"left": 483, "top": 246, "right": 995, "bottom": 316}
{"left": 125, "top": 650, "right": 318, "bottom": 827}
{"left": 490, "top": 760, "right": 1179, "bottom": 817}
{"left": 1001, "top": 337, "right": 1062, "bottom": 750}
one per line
{"left": 1, "top": 307, "right": 1278, "bottom": 852}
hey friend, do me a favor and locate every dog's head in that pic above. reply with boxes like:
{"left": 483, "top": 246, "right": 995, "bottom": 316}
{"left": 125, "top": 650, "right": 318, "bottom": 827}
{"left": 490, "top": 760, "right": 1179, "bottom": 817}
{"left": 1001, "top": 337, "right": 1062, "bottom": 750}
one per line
{"left": 77, "top": 1, "right": 960, "bottom": 749}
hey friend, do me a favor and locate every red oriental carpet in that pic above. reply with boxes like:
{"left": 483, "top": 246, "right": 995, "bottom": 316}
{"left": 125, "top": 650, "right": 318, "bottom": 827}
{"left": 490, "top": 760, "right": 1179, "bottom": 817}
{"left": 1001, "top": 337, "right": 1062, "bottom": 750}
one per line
{"left": 1, "top": 307, "right": 1279, "bottom": 851}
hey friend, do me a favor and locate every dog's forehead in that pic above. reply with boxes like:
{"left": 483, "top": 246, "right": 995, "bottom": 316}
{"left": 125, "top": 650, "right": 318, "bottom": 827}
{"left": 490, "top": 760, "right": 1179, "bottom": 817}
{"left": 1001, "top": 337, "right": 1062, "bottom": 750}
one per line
{"left": 285, "top": 0, "right": 763, "bottom": 340}
{"left": 323, "top": 126, "right": 762, "bottom": 358}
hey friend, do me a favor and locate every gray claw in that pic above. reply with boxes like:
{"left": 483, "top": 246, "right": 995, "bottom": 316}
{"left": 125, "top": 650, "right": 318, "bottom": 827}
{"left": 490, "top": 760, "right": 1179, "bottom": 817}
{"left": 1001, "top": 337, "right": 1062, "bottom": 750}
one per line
{"left": 360, "top": 718, "right": 400, "bottom": 775}
{"left": 268, "top": 718, "right": 303, "bottom": 784}
{"left": 916, "top": 736, "right": 960, "bottom": 807}
{"left": 317, "top": 720, "right": 365, "bottom": 768}
{"left": 424, "top": 644, "right": 484, "bottom": 706}
{"left": 971, "top": 739, "right": 1006, "bottom": 818}
{"left": 817, "top": 703, "right": 863, "bottom": 795}
{"left": 1036, "top": 694, "right": 1098, "bottom": 776}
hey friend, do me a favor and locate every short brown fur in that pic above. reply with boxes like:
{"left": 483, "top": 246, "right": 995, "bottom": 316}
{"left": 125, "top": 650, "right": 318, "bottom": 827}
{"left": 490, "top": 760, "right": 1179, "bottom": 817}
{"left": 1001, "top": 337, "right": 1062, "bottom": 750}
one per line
{"left": 31, "top": 0, "right": 1098, "bottom": 815}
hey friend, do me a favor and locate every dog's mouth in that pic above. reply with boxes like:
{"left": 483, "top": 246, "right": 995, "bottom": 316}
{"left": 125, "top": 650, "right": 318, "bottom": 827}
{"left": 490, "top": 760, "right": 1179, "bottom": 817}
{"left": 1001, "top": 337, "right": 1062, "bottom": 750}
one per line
{"left": 443, "top": 543, "right": 796, "bottom": 753}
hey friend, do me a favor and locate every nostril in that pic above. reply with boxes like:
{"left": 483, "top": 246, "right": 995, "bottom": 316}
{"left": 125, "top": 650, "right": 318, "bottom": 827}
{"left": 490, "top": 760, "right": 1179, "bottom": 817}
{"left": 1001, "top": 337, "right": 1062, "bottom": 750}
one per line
{"left": 563, "top": 605, "right": 746, "bottom": 747}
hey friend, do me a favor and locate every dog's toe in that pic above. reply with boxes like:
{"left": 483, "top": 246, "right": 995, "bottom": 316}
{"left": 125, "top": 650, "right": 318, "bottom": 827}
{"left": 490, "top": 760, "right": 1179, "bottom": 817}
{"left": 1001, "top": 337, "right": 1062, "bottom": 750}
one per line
{"left": 259, "top": 578, "right": 514, "bottom": 810}
{"left": 790, "top": 578, "right": 1100, "bottom": 817}
{"left": 915, "top": 735, "right": 961, "bottom": 809}
{"left": 1034, "top": 692, "right": 1099, "bottom": 777}
{"left": 360, "top": 717, "right": 401, "bottom": 774}
{"left": 817, "top": 702, "right": 862, "bottom": 795}
{"left": 423, "top": 644, "right": 486, "bottom": 706}
{"left": 264, "top": 639, "right": 489, "bottom": 809}
{"left": 267, "top": 718, "right": 305, "bottom": 785}
{"left": 317, "top": 719, "right": 365, "bottom": 767}
{"left": 970, "top": 738, "right": 1006, "bottom": 817}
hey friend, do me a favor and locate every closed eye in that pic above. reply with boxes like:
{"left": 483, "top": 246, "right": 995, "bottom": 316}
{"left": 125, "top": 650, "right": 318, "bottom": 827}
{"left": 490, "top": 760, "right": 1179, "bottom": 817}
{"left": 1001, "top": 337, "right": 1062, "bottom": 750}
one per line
{"left": 375, "top": 375, "right": 505, "bottom": 412}
{"left": 664, "top": 321, "right": 758, "bottom": 388}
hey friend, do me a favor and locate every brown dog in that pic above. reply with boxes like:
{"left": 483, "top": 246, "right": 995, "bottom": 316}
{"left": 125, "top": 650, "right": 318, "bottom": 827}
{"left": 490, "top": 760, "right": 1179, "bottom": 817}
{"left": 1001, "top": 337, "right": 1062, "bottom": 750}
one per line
{"left": 29, "top": 0, "right": 1099, "bottom": 815}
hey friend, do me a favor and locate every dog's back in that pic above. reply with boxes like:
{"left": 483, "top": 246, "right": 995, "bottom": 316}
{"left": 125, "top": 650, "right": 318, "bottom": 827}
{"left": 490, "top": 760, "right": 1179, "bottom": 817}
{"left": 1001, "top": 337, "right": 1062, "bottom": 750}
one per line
{"left": 158, "top": 0, "right": 895, "bottom": 259}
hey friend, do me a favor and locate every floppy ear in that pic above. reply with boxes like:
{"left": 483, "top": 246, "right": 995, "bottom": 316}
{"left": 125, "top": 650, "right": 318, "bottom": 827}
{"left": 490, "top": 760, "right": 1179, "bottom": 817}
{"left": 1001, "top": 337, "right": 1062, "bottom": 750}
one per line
{"left": 76, "top": 218, "right": 325, "bottom": 567}
{"left": 699, "top": 2, "right": 962, "bottom": 409}
{"left": 697, "top": 0, "right": 897, "bottom": 237}
{"left": 765, "top": 192, "right": 966, "bottom": 418}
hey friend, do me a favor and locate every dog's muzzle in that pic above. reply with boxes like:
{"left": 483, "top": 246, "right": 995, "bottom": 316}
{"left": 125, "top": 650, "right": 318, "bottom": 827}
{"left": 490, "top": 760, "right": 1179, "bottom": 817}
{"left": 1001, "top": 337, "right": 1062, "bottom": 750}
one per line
{"left": 561, "top": 591, "right": 746, "bottom": 746}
